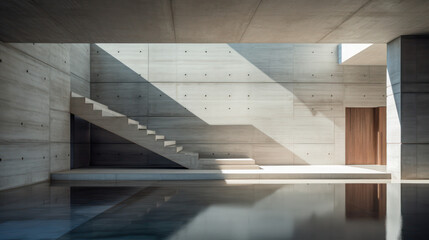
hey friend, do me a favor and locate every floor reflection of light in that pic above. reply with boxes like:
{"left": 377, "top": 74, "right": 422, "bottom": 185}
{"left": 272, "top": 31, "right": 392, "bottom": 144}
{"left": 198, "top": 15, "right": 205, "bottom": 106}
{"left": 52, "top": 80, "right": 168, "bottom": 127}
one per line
{"left": 166, "top": 184, "right": 340, "bottom": 240}
{"left": 386, "top": 183, "right": 402, "bottom": 240}
{"left": 225, "top": 179, "right": 392, "bottom": 185}
{"left": 400, "top": 180, "right": 429, "bottom": 184}
{"left": 217, "top": 165, "right": 389, "bottom": 177}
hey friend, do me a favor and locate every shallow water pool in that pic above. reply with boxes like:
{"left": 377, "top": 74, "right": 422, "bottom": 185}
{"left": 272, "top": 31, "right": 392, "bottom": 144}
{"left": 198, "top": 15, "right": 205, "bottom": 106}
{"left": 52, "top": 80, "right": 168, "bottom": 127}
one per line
{"left": 0, "top": 182, "right": 427, "bottom": 240}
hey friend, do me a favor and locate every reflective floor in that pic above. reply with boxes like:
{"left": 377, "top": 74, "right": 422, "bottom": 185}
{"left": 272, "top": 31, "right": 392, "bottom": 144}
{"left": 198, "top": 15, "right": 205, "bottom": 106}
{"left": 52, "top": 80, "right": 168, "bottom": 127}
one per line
{"left": 0, "top": 181, "right": 428, "bottom": 240}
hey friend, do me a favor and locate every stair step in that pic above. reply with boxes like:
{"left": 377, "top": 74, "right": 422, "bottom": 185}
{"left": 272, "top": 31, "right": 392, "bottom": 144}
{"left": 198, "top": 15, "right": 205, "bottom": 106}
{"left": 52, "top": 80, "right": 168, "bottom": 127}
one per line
{"left": 101, "top": 109, "right": 124, "bottom": 117}
{"left": 138, "top": 125, "right": 147, "bottom": 130}
{"left": 199, "top": 158, "right": 256, "bottom": 165}
{"left": 155, "top": 135, "right": 165, "bottom": 140}
{"left": 90, "top": 103, "right": 107, "bottom": 111}
{"left": 202, "top": 164, "right": 260, "bottom": 170}
{"left": 86, "top": 100, "right": 109, "bottom": 110}
{"left": 71, "top": 92, "right": 84, "bottom": 98}
{"left": 87, "top": 116, "right": 136, "bottom": 130}
{"left": 147, "top": 130, "right": 156, "bottom": 135}
{"left": 128, "top": 119, "right": 139, "bottom": 125}
{"left": 177, "top": 146, "right": 183, "bottom": 152}
{"left": 71, "top": 104, "right": 103, "bottom": 116}
{"left": 101, "top": 116, "right": 137, "bottom": 127}
{"left": 70, "top": 93, "right": 108, "bottom": 110}
{"left": 164, "top": 140, "right": 176, "bottom": 147}
{"left": 170, "top": 145, "right": 183, "bottom": 153}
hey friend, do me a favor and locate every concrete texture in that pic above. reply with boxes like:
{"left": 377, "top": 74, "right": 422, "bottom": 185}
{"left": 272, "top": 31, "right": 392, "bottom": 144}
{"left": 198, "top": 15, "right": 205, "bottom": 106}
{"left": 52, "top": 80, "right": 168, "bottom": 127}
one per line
{"left": 0, "top": 43, "right": 90, "bottom": 190}
{"left": 1, "top": 0, "right": 429, "bottom": 43}
{"left": 386, "top": 36, "right": 429, "bottom": 180}
{"left": 69, "top": 44, "right": 91, "bottom": 169}
{"left": 90, "top": 43, "right": 386, "bottom": 166}
{"left": 70, "top": 44, "right": 90, "bottom": 97}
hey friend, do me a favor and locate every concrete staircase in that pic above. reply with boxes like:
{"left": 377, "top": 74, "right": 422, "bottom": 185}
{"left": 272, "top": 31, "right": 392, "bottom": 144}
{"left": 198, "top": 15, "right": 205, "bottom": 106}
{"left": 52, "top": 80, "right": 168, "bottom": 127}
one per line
{"left": 71, "top": 93, "right": 260, "bottom": 170}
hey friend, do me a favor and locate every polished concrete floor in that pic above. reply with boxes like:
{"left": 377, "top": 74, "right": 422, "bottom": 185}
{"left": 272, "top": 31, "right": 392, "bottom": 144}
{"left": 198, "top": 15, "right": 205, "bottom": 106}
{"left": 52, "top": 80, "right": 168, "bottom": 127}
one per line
{"left": 0, "top": 181, "right": 428, "bottom": 240}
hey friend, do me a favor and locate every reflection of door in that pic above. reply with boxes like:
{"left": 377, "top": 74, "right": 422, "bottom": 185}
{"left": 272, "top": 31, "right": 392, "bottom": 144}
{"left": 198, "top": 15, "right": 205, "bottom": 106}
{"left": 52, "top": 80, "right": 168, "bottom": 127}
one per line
{"left": 346, "top": 107, "right": 386, "bottom": 165}
{"left": 346, "top": 184, "right": 386, "bottom": 219}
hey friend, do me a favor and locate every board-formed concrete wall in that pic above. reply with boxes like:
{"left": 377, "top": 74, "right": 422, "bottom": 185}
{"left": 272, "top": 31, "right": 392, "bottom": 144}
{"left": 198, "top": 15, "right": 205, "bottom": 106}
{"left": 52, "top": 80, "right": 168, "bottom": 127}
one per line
{"left": 0, "top": 43, "right": 89, "bottom": 190}
{"left": 90, "top": 43, "right": 386, "bottom": 166}
{"left": 70, "top": 44, "right": 90, "bottom": 98}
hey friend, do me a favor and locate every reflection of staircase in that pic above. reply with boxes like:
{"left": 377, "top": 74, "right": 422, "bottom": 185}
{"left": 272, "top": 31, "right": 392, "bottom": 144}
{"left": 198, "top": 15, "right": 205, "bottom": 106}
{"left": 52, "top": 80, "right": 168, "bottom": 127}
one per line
{"left": 71, "top": 93, "right": 260, "bottom": 170}
{"left": 57, "top": 187, "right": 179, "bottom": 240}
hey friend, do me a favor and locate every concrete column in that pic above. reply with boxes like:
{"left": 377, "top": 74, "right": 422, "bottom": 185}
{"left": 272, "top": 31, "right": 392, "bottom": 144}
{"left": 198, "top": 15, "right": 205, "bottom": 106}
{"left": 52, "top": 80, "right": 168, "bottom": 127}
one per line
{"left": 387, "top": 36, "right": 429, "bottom": 179}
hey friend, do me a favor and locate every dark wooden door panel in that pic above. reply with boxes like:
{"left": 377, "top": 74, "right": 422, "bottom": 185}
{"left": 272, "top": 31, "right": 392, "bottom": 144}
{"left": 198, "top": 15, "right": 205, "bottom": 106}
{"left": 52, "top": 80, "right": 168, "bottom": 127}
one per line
{"left": 376, "top": 107, "right": 386, "bottom": 165}
{"left": 346, "top": 107, "right": 386, "bottom": 165}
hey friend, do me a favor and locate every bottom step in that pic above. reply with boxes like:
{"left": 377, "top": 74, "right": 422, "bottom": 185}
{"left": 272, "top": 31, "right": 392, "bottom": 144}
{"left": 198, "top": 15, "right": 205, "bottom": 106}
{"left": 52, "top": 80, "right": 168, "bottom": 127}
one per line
{"left": 202, "top": 165, "right": 260, "bottom": 170}
{"left": 200, "top": 158, "right": 256, "bottom": 165}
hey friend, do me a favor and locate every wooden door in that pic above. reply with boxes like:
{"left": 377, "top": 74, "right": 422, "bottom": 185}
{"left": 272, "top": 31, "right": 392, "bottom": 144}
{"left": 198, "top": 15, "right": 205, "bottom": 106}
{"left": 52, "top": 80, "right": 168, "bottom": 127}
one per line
{"left": 346, "top": 107, "right": 386, "bottom": 165}
{"left": 375, "top": 107, "right": 386, "bottom": 164}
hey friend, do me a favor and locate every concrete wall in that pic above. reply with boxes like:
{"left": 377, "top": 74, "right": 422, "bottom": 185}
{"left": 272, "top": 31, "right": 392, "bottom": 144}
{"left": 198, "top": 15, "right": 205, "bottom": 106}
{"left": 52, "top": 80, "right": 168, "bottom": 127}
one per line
{"left": 90, "top": 43, "right": 386, "bottom": 166}
{"left": 387, "top": 36, "right": 429, "bottom": 179}
{"left": 69, "top": 44, "right": 91, "bottom": 169}
{"left": 0, "top": 43, "right": 89, "bottom": 190}
{"left": 70, "top": 44, "right": 90, "bottom": 98}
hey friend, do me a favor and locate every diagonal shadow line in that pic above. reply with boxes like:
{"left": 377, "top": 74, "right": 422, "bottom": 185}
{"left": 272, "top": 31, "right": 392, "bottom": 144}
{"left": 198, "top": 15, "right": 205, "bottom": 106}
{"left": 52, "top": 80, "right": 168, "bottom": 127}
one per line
{"left": 228, "top": 43, "right": 341, "bottom": 121}
{"left": 227, "top": 43, "right": 386, "bottom": 165}
{"left": 56, "top": 186, "right": 166, "bottom": 240}
{"left": 89, "top": 44, "right": 300, "bottom": 167}
{"left": 54, "top": 186, "right": 143, "bottom": 240}
{"left": 386, "top": 38, "right": 401, "bottom": 124}
{"left": 229, "top": 43, "right": 386, "bottom": 129}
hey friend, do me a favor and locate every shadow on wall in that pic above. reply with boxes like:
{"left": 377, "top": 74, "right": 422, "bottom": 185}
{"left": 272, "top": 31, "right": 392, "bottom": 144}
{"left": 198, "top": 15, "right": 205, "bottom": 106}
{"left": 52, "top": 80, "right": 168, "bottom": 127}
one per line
{"left": 89, "top": 44, "right": 297, "bottom": 167}
{"left": 229, "top": 43, "right": 341, "bottom": 120}
{"left": 90, "top": 43, "right": 385, "bottom": 166}
{"left": 228, "top": 43, "right": 385, "bottom": 164}
{"left": 228, "top": 43, "right": 384, "bottom": 122}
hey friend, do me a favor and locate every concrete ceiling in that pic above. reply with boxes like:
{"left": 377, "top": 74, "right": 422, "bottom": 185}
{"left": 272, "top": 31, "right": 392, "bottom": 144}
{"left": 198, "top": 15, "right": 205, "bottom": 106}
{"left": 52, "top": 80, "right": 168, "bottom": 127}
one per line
{"left": 1, "top": 0, "right": 429, "bottom": 43}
